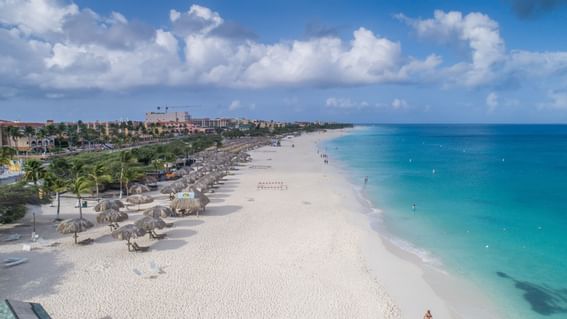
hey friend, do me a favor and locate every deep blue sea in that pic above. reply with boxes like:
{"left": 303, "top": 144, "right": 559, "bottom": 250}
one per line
{"left": 326, "top": 125, "right": 567, "bottom": 319}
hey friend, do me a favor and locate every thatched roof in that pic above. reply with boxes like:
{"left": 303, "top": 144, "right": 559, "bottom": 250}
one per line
{"left": 129, "top": 183, "right": 150, "bottom": 194}
{"left": 112, "top": 224, "right": 145, "bottom": 241}
{"left": 143, "top": 205, "right": 174, "bottom": 218}
{"left": 96, "top": 209, "right": 128, "bottom": 224}
{"left": 57, "top": 218, "right": 94, "bottom": 234}
{"left": 145, "top": 176, "right": 158, "bottom": 184}
{"left": 135, "top": 216, "right": 166, "bottom": 231}
{"left": 160, "top": 185, "right": 179, "bottom": 194}
{"left": 94, "top": 199, "right": 124, "bottom": 212}
{"left": 126, "top": 194, "right": 154, "bottom": 205}
{"left": 175, "top": 168, "right": 190, "bottom": 176}
{"left": 183, "top": 187, "right": 209, "bottom": 206}
{"left": 170, "top": 198, "right": 203, "bottom": 215}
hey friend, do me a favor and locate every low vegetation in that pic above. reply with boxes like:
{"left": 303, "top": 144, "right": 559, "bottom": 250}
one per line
{"left": 0, "top": 183, "right": 50, "bottom": 224}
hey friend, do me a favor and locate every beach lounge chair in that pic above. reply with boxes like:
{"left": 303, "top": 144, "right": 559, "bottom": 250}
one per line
{"left": 1, "top": 299, "right": 52, "bottom": 319}
{"left": 77, "top": 238, "right": 94, "bottom": 245}
{"left": 150, "top": 231, "right": 166, "bottom": 240}
{"left": 2, "top": 234, "right": 21, "bottom": 242}
{"left": 131, "top": 242, "right": 149, "bottom": 252}
{"left": 3, "top": 257, "right": 28, "bottom": 268}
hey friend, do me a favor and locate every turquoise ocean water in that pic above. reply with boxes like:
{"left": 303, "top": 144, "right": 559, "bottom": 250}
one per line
{"left": 325, "top": 125, "right": 567, "bottom": 319}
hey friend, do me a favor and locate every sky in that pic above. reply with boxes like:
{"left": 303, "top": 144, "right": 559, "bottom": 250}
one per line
{"left": 1, "top": 0, "right": 567, "bottom": 123}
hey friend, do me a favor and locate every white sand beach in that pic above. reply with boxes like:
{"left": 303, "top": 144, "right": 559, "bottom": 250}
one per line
{"left": 0, "top": 130, "right": 471, "bottom": 318}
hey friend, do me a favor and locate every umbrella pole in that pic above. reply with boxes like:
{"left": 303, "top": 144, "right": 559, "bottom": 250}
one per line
{"left": 74, "top": 231, "right": 78, "bottom": 244}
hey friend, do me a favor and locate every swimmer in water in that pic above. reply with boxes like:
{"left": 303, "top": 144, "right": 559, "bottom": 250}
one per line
{"left": 364, "top": 176, "right": 368, "bottom": 185}
{"left": 412, "top": 203, "right": 416, "bottom": 211}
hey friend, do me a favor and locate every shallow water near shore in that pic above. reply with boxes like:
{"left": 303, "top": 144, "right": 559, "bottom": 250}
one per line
{"left": 325, "top": 125, "right": 567, "bottom": 319}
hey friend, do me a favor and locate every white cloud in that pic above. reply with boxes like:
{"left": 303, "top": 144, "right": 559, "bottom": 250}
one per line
{"left": 397, "top": 10, "right": 504, "bottom": 86}
{"left": 391, "top": 98, "right": 408, "bottom": 109}
{"left": 170, "top": 4, "right": 223, "bottom": 36}
{"left": 228, "top": 100, "right": 241, "bottom": 111}
{"left": 326, "top": 97, "right": 356, "bottom": 109}
{"left": 398, "top": 10, "right": 567, "bottom": 90}
{"left": 0, "top": 0, "right": 79, "bottom": 35}
{"left": 486, "top": 92, "right": 498, "bottom": 109}
{"left": 325, "top": 97, "right": 374, "bottom": 109}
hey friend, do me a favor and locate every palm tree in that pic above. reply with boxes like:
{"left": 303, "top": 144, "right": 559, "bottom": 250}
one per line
{"left": 0, "top": 146, "right": 16, "bottom": 166}
{"left": 23, "top": 159, "right": 45, "bottom": 185}
{"left": 70, "top": 160, "right": 84, "bottom": 179}
{"left": 152, "top": 159, "right": 164, "bottom": 173}
{"left": 49, "top": 157, "right": 70, "bottom": 179}
{"left": 121, "top": 166, "right": 142, "bottom": 197}
{"left": 67, "top": 176, "right": 92, "bottom": 220}
{"left": 56, "top": 122, "right": 66, "bottom": 148}
{"left": 118, "top": 151, "right": 135, "bottom": 198}
{"left": 7, "top": 126, "right": 22, "bottom": 152}
{"left": 44, "top": 173, "right": 67, "bottom": 221}
{"left": 87, "top": 163, "right": 112, "bottom": 200}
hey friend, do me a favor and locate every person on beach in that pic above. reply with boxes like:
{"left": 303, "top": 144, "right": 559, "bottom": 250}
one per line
{"left": 424, "top": 309, "right": 432, "bottom": 319}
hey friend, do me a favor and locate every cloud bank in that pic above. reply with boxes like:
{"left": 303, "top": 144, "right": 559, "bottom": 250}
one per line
{"left": 0, "top": 0, "right": 439, "bottom": 97}
{"left": 0, "top": 0, "right": 567, "bottom": 105}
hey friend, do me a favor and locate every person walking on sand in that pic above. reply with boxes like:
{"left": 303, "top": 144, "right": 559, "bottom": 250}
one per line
{"left": 424, "top": 310, "right": 432, "bottom": 319}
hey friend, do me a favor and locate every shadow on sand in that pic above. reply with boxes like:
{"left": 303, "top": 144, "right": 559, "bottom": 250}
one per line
{"left": 150, "top": 238, "right": 191, "bottom": 251}
{"left": 204, "top": 205, "right": 242, "bottom": 217}
{"left": 165, "top": 228, "right": 197, "bottom": 239}
{"left": 207, "top": 193, "right": 230, "bottom": 199}
{"left": 497, "top": 271, "right": 567, "bottom": 316}
{"left": 171, "top": 219, "right": 204, "bottom": 227}
{"left": 0, "top": 250, "right": 72, "bottom": 301}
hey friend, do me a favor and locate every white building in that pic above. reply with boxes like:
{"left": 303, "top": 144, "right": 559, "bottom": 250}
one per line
{"left": 145, "top": 112, "right": 190, "bottom": 123}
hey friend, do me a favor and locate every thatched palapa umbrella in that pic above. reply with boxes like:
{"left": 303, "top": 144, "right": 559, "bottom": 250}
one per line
{"left": 129, "top": 183, "right": 150, "bottom": 194}
{"left": 143, "top": 205, "right": 174, "bottom": 218}
{"left": 96, "top": 209, "right": 128, "bottom": 230}
{"left": 57, "top": 218, "right": 94, "bottom": 244}
{"left": 175, "top": 168, "right": 190, "bottom": 177}
{"left": 135, "top": 216, "right": 167, "bottom": 239}
{"left": 112, "top": 224, "right": 145, "bottom": 251}
{"left": 160, "top": 184, "right": 179, "bottom": 194}
{"left": 170, "top": 198, "right": 203, "bottom": 216}
{"left": 126, "top": 194, "right": 154, "bottom": 210}
{"left": 94, "top": 199, "right": 124, "bottom": 212}
{"left": 184, "top": 187, "right": 210, "bottom": 207}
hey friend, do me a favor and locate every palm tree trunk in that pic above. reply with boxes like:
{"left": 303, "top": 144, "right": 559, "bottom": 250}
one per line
{"left": 119, "top": 165, "right": 124, "bottom": 199}
{"left": 95, "top": 180, "right": 99, "bottom": 200}
{"left": 78, "top": 195, "right": 83, "bottom": 219}
{"left": 56, "top": 192, "right": 61, "bottom": 220}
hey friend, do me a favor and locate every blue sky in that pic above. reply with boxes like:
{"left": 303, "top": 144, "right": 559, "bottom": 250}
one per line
{"left": 1, "top": 0, "right": 567, "bottom": 123}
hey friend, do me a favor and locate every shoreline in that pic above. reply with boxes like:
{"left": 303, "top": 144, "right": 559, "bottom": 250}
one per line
{"left": 323, "top": 127, "right": 504, "bottom": 319}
